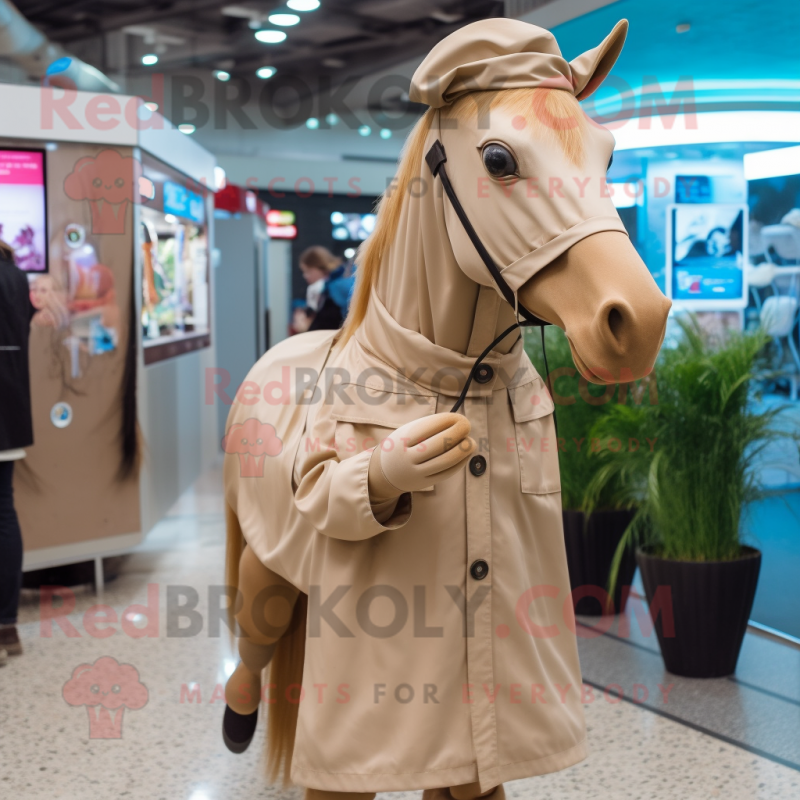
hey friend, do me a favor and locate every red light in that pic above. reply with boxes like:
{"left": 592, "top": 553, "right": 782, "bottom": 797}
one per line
{"left": 268, "top": 224, "right": 297, "bottom": 239}
{"left": 138, "top": 176, "right": 156, "bottom": 200}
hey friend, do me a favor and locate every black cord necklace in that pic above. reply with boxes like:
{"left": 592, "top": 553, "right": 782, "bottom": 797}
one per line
{"left": 451, "top": 323, "right": 557, "bottom": 444}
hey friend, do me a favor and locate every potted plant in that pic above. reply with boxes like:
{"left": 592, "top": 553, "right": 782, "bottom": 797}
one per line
{"left": 525, "top": 327, "right": 639, "bottom": 616}
{"left": 584, "top": 315, "right": 792, "bottom": 677}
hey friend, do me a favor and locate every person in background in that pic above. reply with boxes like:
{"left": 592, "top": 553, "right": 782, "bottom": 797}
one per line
{"left": 298, "top": 246, "right": 355, "bottom": 331}
{"left": 0, "top": 240, "right": 34, "bottom": 666}
{"left": 291, "top": 300, "right": 314, "bottom": 335}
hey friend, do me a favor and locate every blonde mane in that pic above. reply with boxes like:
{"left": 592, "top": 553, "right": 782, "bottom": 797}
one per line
{"left": 339, "top": 87, "right": 586, "bottom": 343}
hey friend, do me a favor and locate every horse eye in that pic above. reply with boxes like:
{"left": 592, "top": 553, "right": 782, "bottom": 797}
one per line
{"left": 607, "top": 152, "right": 614, "bottom": 171}
{"left": 482, "top": 144, "right": 518, "bottom": 178}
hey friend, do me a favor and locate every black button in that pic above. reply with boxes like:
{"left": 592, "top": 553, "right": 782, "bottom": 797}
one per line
{"left": 469, "top": 455, "right": 486, "bottom": 476}
{"left": 470, "top": 559, "right": 489, "bottom": 580}
{"left": 474, "top": 365, "right": 494, "bottom": 384}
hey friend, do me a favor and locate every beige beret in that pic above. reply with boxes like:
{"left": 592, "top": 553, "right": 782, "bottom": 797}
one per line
{"left": 410, "top": 17, "right": 628, "bottom": 108}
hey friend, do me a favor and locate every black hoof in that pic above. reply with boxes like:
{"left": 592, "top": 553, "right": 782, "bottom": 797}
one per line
{"left": 223, "top": 704, "right": 258, "bottom": 754}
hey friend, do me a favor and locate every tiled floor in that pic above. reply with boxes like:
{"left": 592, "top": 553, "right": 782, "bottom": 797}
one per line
{"left": 1, "top": 465, "right": 798, "bottom": 800}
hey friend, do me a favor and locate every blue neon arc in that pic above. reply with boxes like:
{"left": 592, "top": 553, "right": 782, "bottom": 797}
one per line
{"left": 552, "top": 0, "right": 800, "bottom": 99}
{"left": 46, "top": 57, "right": 72, "bottom": 75}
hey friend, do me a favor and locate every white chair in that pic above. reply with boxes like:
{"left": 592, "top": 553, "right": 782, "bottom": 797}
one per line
{"left": 759, "top": 225, "right": 800, "bottom": 399}
{"left": 747, "top": 260, "right": 776, "bottom": 312}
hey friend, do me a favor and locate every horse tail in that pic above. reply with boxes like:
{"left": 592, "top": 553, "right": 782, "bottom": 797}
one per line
{"left": 224, "top": 502, "right": 246, "bottom": 638}
{"left": 225, "top": 501, "right": 307, "bottom": 784}
{"left": 266, "top": 591, "right": 308, "bottom": 785}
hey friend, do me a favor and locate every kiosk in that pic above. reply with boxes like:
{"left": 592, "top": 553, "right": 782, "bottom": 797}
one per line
{"left": 0, "top": 84, "right": 219, "bottom": 581}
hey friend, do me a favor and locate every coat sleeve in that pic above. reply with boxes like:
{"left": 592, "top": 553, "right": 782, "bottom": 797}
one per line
{"left": 293, "top": 397, "right": 412, "bottom": 541}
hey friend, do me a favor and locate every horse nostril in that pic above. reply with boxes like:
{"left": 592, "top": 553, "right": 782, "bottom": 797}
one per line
{"left": 607, "top": 306, "right": 625, "bottom": 341}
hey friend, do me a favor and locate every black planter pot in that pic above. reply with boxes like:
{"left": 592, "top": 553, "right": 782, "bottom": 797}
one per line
{"left": 636, "top": 545, "right": 762, "bottom": 678}
{"left": 562, "top": 509, "right": 637, "bottom": 616}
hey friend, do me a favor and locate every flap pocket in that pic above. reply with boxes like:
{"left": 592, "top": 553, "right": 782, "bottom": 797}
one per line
{"left": 508, "top": 377, "right": 560, "bottom": 495}
{"left": 331, "top": 383, "right": 437, "bottom": 428}
{"left": 508, "top": 376, "right": 555, "bottom": 422}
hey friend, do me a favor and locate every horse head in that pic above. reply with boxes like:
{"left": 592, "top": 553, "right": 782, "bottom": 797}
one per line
{"left": 346, "top": 19, "right": 669, "bottom": 387}
{"left": 422, "top": 19, "right": 670, "bottom": 384}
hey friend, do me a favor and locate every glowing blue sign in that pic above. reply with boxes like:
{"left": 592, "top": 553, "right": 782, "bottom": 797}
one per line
{"left": 163, "top": 180, "right": 205, "bottom": 223}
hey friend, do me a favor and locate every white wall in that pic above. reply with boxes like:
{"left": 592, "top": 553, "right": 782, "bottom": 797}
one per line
{"left": 134, "top": 184, "right": 220, "bottom": 533}
{"left": 267, "top": 238, "right": 292, "bottom": 348}
{"left": 138, "top": 346, "right": 220, "bottom": 532}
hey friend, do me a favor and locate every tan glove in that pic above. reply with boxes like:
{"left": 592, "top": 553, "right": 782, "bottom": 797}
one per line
{"left": 368, "top": 412, "right": 477, "bottom": 504}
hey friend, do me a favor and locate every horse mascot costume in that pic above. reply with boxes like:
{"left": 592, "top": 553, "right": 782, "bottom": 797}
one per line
{"left": 221, "top": 17, "right": 670, "bottom": 800}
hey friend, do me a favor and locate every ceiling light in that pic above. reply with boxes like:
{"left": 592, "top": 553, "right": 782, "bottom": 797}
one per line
{"left": 608, "top": 183, "right": 642, "bottom": 209}
{"left": 268, "top": 13, "right": 300, "bottom": 26}
{"left": 287, "top": 0, "right": 320, "bottom": 10}
{"left": 255, "top": 29, "right": 287, "bottom": 43}
{"left": 214, "top": 166, "right": 227, "bottom": 190}
{"left": 256, "top": 66, "right": 276, "bottom": 79}
{"left": 344, "top": 247, "right": 356, "bottom": 258}
{"left": 214, "top": 70, "right": 231, "bottom": 81}
{"left": 144, "top": 101, "right": 158, "bottom": 112}
{"left": 142, "top": 54, "right": 158, "bottom": 65}
{"left": 325, "top": 113, "right": 338, "bottom": 125}
{"left": 358, "top": 125, "right": 371, "bottom": 137}
{"left": 379, "top": 128, "right": 391, "bottom": 139}
{"left": 744, "top": 144, "right": 800, "bottom": 181}
{"left": 178, "top": 123, "right": 196, "bottom": 134}
{"left": 430, "top": 10, "right": 462, "bottom": 24}
{"left": 305, "top": 117, "right": 319, "bottom": 129}
{"left": 611, "top": 110, "right": 800, "bottom": 151}
{"left": 676, "top": 23, "right": 691, "bottom": 33}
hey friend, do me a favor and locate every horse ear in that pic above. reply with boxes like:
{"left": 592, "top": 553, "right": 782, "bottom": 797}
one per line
{"left": 569, "top": 19, "right": 628, "bottom": 101}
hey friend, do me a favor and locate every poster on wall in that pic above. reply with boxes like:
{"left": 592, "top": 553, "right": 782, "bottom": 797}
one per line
{"left": 666, "top": 203, "right": 749, "bottom": 309}
{"left": 0, "top": 149, "right": 47, "bottom": 272}
{"left": 26, "top": 148, "right": 140, "bottom": 371}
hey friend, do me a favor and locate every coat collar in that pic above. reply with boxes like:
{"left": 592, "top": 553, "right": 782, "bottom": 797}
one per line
{"left": 354, "top": 289, "right": 535, "bottom": 399}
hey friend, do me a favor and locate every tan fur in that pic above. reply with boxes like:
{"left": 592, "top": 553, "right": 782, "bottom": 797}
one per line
{"left": 340, "top": 108, "right": 435, "bottom": 344}
{"left": 225, "top": 501, "right": 308, "bottom": 786}
{"left": 448, "top": 87, "right": 586, "bottom": 166}
{"left": 225, "top": 502, "right": 245, "bottom": 640}
{"left": 227, "top": 88, "right": 590, "bottom": 790}
{"left": 266, "top": 592, "right": 308, "bottom": 785}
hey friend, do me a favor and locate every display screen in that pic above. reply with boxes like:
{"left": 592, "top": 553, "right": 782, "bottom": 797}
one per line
{"left": 331, "top": 211, "right": 376, "bottom": 241}
{"left": 141, "top": 206, "right": 209, "bottom": 344}
{"left": 139, "top": 153, "right": 210, "bottom": 361}
{"left": 668, "top": 203, "right": 748, "bottom": 306}
{"left": 675, "top": 175, "right": 712, "bottom": 204}
{"left": 0, "top": 149, "right": 47, "bottom": 272}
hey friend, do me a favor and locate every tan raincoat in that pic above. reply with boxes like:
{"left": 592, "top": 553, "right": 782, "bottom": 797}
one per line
{"left": 224, "top": 16, "right": 632, "bottom": 794}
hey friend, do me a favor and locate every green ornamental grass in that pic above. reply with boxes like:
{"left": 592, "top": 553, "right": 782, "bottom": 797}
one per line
{"left": 581, "top": 314, "right": 791, "bottom": 599}
{"left": 524, "top": 325, "right": 642, "bottom": 511}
